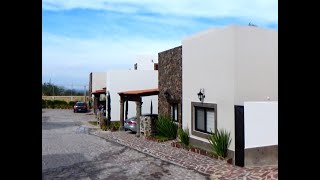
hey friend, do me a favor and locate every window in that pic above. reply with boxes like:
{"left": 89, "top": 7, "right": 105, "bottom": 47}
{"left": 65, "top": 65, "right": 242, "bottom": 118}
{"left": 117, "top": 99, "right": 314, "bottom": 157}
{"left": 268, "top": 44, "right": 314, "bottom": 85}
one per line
{"left": 195, "top": 107, "right": 215, "bottom": 134}
{"left": 191, "top": 102, "right": 217, "bottom": 139}
{"left": 171, "top": 103, "right": 178, "bottom": 122}
{"left": 154, "top": 63, "right": 159, "bottom": 70}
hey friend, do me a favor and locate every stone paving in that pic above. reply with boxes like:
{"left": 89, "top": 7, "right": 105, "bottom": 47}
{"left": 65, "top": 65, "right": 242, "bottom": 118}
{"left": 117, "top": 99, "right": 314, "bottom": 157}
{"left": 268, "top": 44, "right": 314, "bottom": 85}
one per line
{"left": 42, "top": 109, "right": 208, "bottom": 179}
{"left": 91, "top": 130, "right": 278, "bottom": 180}
{"left": 43, "top": 109, "right": 278, "bottom": 179}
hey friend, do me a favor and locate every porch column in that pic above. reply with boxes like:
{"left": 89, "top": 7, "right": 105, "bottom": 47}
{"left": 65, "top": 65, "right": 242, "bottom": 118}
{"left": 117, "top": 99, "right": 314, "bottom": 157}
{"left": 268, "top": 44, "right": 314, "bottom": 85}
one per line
{"left": 178, "top": 103, "right": 182, "bottom": 129}
{"left": 135, "top": 98, "right": 142, "bottom": 137}
{"left": 94, "top": 96, "right": 99, "bottom": 113}
{"left": 119, "top": 97, "right": 125, "bottom": 131}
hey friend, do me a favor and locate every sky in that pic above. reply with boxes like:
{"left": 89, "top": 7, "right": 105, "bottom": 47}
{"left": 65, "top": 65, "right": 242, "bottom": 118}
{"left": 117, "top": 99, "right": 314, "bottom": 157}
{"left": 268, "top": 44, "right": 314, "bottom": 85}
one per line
{"left": 42, "top": 0, "right": 278, "bottom": 89}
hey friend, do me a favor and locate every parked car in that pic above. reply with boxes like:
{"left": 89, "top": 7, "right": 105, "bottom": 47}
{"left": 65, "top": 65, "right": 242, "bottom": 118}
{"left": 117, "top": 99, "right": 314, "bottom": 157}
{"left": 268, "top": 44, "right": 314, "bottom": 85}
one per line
{"left": 124, "top": 114, "right": 158, "bottom": 132}
{"left": 73, "top": 102, "right": 87, "bottom": 113}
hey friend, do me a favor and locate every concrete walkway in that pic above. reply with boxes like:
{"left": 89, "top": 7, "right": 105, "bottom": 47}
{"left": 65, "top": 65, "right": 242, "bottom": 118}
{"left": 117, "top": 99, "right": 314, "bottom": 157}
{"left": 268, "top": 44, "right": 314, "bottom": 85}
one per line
{"left": 90, "top": 130, "right": 278, "bottom": 180}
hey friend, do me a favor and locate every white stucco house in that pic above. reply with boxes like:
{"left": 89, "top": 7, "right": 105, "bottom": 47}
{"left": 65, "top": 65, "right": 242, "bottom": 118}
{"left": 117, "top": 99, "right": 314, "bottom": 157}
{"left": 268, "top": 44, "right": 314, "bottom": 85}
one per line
{"left": 106, "top": 70, "right": 158, "bottom": 121}
{"left": 89, "top": 72, "right": 107, "bottom": 94}
{"left": 133, "top": 55, "right": 158, "bottom": 70}
{"left": 181, "top": 25, "right": 278, "bottom": 167}
{"left": 89, "top": 72, "right": 107, "bottom": 112}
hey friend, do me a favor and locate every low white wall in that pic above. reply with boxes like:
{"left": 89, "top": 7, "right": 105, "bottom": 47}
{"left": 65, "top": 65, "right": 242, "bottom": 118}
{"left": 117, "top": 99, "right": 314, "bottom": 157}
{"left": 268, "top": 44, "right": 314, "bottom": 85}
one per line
{"left": 244, "top": 101, "right": 278, "bottom": 149}
{"left": 107, "top": 70, "right": 158, "bottom": 121}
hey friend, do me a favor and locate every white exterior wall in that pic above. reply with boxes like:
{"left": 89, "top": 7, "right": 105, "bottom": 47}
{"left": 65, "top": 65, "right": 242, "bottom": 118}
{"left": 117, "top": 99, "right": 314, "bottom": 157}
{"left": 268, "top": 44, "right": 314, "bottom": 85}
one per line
{"left": 182, "top": 27, "right": 236, "bottom": 151}
{"left": 106, "top": 70, "right": 158, "bottom": 121}
{"left": 244, "top": 101, "right": 278, "bottom": 148}
{"left": 182, "top": 25, "right": 278, "bottom": 152}
{"left": 92, "top": 72, "right": 107, "bottom": 92}
{"left": 234, "top": 27, "right": 278, "bottom": 105}
{"left": 135, "top": 55, "right": 158, "bottom": 70}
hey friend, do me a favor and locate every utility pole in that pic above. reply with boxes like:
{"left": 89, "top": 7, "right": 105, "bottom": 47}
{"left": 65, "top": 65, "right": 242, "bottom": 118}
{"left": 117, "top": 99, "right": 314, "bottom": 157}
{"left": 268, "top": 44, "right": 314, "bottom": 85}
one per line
{"left": 84, "top": 85, "right": 86, "bottom": 103}
{"left": 52, "top": 81, "right": 55, "bottom": 100}
{"left": 71, "top": 83, "right": 73, "bottom": 101}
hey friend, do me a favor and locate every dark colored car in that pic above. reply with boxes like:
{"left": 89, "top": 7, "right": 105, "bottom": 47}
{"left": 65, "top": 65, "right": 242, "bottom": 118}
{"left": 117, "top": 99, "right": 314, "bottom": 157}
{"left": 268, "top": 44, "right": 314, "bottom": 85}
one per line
{"left": 73, "top": 102, "right": 87, "bottom": 113}
{"left": 124, "top": 114, "right": 158, "bottom": 132}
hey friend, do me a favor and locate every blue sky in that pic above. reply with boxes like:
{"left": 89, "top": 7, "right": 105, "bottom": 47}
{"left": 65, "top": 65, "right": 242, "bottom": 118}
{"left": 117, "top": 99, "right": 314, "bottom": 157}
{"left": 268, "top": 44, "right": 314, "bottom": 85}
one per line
{"left": 42, "top": 0, "right": 278, "bottom": 89}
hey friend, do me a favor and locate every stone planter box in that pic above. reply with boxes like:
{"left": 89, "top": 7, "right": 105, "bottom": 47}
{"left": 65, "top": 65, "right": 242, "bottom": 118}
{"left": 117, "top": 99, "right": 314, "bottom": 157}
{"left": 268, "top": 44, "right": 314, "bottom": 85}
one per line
{"left": 171, "top": 142, "right": 233, "bottom": 164}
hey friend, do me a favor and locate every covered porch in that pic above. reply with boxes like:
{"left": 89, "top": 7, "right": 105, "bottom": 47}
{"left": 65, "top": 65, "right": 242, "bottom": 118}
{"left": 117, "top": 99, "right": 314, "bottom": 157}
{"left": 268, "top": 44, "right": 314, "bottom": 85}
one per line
{"left": 91, "top": 87, "right": 106, "bottom": 113}
{"left": 118, "top": 88, "right": 159, "bottom": 137}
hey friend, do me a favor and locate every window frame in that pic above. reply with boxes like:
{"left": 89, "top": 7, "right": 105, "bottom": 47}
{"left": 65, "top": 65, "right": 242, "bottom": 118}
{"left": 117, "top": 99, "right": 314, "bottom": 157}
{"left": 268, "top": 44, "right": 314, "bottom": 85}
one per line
{"left": 154, "top": 63, "right": 159, "bottom": 70}
{"left": 191, "top": 102, "right": 217, "bottom": 139}
{"left": 171, "top": 103, "right": 178, "bottom": 122}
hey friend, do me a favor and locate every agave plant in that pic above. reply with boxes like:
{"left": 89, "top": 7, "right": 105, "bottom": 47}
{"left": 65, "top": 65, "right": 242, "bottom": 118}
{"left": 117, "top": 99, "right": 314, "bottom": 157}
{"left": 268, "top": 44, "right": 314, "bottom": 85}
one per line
{"left": 208, "top": 128, "right": 231, "bottom": 158}
{"left": 155, "top": 115, "right": 178, "bottom": 139}
{"left": 178, "top": 128, "right": 189, "bottom": 146}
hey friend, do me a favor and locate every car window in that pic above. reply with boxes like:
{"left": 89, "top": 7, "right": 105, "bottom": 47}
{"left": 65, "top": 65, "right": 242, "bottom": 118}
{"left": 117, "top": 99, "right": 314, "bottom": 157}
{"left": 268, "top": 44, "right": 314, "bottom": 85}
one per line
{"left": 125, "top": 117, "right": 136, "bottom": 122}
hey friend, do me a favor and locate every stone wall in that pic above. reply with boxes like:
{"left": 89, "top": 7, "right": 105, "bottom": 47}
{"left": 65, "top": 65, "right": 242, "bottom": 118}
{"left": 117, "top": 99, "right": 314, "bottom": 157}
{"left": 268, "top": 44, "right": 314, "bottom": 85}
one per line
{"left": 158, "top": 46, "right": 182, "bottom": 127}
{"left": 245, "top": 145, "right": 278, "bottom": 167}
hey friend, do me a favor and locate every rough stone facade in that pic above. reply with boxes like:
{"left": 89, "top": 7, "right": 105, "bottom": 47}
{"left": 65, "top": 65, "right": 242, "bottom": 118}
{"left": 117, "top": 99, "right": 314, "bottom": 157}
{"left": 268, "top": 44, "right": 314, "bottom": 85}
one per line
{"left": 140, "top": 116, "right": 156, "bottom": 137}
{"left": 158, "top": 46, "right": 182, "bottom": 128}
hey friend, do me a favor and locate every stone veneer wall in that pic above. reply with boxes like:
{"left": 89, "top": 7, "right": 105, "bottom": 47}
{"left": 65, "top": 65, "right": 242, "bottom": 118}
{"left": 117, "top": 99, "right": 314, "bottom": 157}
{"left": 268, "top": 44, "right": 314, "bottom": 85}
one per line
{"left": 158, "top": 46, "right": 182, "bottom": 127}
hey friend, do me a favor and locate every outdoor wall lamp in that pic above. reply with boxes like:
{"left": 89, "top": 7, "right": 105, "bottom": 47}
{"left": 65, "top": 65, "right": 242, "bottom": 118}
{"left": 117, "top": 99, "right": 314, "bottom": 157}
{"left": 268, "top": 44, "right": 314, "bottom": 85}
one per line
{"left": 197, "top": 88, "right": 205, "bottom": 103}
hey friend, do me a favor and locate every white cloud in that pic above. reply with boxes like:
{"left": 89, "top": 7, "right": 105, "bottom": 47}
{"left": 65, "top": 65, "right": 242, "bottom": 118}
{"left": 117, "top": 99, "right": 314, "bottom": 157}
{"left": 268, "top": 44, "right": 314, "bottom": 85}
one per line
{"left": 42, "top": 0, "right": 278, "bottom": 23}
{"left": 42, "top": 0, "right": 277, "bottom": 85}
{"left": 42, "top": 32, "right": 180, "bottom": 73}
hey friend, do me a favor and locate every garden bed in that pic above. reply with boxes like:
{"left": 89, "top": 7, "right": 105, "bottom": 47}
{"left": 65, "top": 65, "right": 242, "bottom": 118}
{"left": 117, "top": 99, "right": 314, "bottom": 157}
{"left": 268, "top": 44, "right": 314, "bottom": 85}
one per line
{"left": 171, "top": 142, "right": 233, "bottom": 164}
{"left": 145, "top": 135, "right": 173, "bottom": 142}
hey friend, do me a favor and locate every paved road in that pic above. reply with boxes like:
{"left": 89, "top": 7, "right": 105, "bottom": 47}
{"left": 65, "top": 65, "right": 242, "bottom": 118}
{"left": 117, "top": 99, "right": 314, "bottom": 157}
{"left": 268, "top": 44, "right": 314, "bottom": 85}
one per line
{"left": 42, "top": 109, "right": 208, "bottom": 180}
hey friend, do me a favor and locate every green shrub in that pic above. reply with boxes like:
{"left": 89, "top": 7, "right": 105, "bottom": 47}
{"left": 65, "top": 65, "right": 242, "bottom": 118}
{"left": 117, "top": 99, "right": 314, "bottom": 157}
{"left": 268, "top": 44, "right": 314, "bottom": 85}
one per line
{"left": 178, "top": 128, "right": 189, "bottom": 146}
{"left": 46, "top": 100, "right": 54, "bottom": 108}
{"left": 208, "top": 128, "right": 231, "bottom": 158}
{"left": 104, "top": 117, "right": 110, "bottom": 126}
{"left": 110, "top": 121, "right": 120, "bottom": 131}
{"left": 101, "top": 124, "right": 107, "bottom": 131}
{"left": 154, "top": 135, "right": 169, "bottom": 141}
{"left": 42, "top": 99, "right": 75, "bottom": 109}
{"left": 88, "top": 121, "right": 98, "bottom": 126}
{"left": 42, "top": 100, "right": 47, "bottom": 108}
{"left": 69, "top": 101, "right": 76, "bottom": 106}
{"left": 155, "top": 116, "right": 178, "bottom": 139}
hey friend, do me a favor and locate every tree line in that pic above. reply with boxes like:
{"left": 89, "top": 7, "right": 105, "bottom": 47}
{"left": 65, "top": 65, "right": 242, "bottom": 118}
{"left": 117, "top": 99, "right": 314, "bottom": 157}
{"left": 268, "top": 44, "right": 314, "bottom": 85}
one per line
{"left": 42, "top": 82, "right": 88, "bottom": 96}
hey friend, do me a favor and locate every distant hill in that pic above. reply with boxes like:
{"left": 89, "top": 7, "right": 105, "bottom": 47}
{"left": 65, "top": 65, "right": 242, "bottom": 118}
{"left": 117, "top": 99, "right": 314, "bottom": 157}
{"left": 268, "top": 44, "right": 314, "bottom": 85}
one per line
{"left": 42, "top": 82, "right": 89, "bottom": 96}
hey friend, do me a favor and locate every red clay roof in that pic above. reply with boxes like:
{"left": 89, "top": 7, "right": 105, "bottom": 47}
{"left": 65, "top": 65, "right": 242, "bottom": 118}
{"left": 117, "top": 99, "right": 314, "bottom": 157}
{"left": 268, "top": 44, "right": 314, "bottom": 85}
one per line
{"left": 92, "top": 89, "right": 106, "bottom": 94}
{"left": 118, "top": 88, "right": 159, "bottom": 96}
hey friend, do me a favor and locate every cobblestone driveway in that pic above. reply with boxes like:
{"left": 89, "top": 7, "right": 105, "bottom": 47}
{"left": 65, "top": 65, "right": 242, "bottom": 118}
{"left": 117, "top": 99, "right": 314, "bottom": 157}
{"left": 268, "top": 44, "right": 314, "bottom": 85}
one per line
{"left": 42, "top": 109, "right": 208, "bottom": 180}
